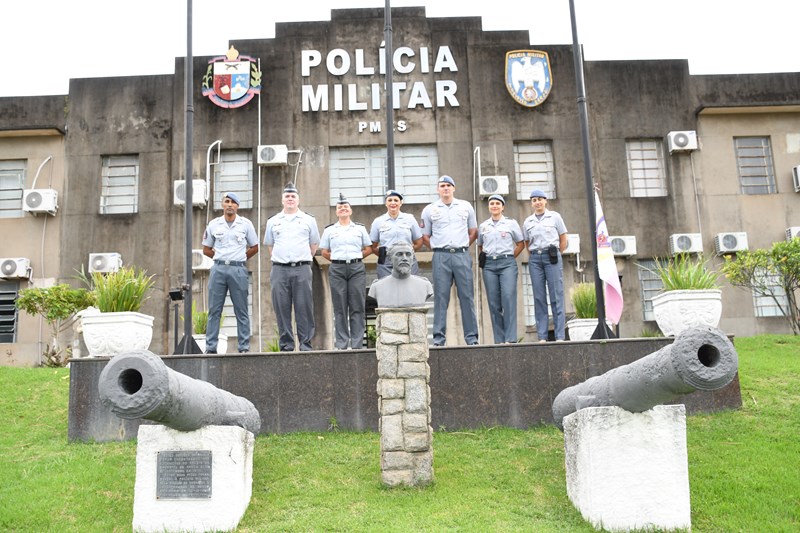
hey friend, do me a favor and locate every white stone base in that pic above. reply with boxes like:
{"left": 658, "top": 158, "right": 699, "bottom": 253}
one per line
{"left": 563, "top": 405, "right": 691, "bottom": 532}
{"left": 133, "top": 425, "right": 255, "bottom": 533}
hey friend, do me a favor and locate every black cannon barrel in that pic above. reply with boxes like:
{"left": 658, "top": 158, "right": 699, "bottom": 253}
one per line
{"left": 552, "top": 326, "right": 738, "bottom": 430}
{"left": 98, "top": 350, "right": 261, "bottom": 434}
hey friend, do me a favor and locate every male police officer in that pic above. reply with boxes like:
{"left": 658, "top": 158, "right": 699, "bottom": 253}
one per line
{"left": 264, "top": 183, "right": 320, "bottom": 351}
{"left": 201, "top": 191, "right": 259, "bottom": 353}
{"left": 420, "top": 175, "right": 479, "bottom": 346}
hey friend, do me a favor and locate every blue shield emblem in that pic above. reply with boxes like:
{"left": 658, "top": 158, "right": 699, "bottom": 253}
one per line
{"left": 505, "top": 50, "right": 552, "bottom": 108}
{"left": 202, "top": 46, "right": 262, "bottom": 109}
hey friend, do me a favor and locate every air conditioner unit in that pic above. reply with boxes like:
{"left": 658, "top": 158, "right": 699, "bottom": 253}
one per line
{"left": 478, "top": 175, "right": 510, "bottom": 196}
{"left": 669, "top": 233, "right": 703, "bottom": 255}
{"left": 667, "top": 131, "right": 698, "bottom": 153}
{"left": 173, "top": 180, "right": 207, "bottom": 208}
{"left": 714, "top": 232, "right": 749, "bottom": 255}
{"left": 88, "top": 252, "right": 122, "bottom": 273}
{"left": 609, "top": 236, "right": 637, "bottom": 257}
{"left": 257, "top": 144, "right": 288, "bottom": 166}
{"left": 22, "top": 189, "right": 58, "bottom": 216}
{"left": 792, "top": 165, "right": 800, "bottom": 193}
{"left": 192, "top": 249, "right": 214, "bottom": 271}
{"left": 785, "top": 227, "right": 800, "bottom": 241}
{"left": 562, "top": 233, "right": 580, "bottom": 255}
{"left": 0, "top": 258, "right": 31, "bottom": 279}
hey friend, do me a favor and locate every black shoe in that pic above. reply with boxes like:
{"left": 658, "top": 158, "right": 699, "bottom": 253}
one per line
{"left": 468, "top": 342, "right": 479, "bottom": 345}
{"left": 205, "top": 350, "right": 217, "bottom": 355}
{"left": 239, "top": 349, "right": 249, "bottom": 353}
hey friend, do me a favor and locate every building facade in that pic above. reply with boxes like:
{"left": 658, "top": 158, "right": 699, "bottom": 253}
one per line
{"left": 1, "top": 7, "right": 798, "bottom": 366}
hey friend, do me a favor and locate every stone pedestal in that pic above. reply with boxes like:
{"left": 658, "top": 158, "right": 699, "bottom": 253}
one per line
{"left": 563, "top": 405, "right": 691, "bottom": 532}
{"left": 376, "top": 307, "right": 433, "bottom": 487}
{"left": 133, "top": 425, "right": 255, "bottom": 533}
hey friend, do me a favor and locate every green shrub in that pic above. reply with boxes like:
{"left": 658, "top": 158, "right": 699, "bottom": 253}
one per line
{"left": 80, "top": 265, "right": 155, "bottom": 313}
{"left": 642, "top": 254, "right": 719, "bottom": 291}
{"left": 570, "top": 282, "right": 597, "bottom": 318}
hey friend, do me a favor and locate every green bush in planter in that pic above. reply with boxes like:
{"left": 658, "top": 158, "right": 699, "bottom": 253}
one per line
{"left": 570, "top": 282, "right": 597, "bottom": 319}
{"left": 642, "top": 254, "right": 719, "bottom": 291}
{"left": 80, "top": 265, "right": 155, "bottom": 313}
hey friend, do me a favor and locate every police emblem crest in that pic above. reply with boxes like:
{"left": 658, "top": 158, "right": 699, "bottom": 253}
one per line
{"left": 505, "top": 50, "right": 552, "bottom": 108}
{"left": 201, "top": 46, "right": 262, "bottom": 109}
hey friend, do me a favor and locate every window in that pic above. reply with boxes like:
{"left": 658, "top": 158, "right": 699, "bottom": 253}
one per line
{"left": 637, "top": 259, "right": 665, "bottom": 321}
{"left": 626, "top": 139, "right": 667, "bottom": 197}
{"left": 752, "top": 268, "right": 789, "bottom": 318}
{"left": 735, "top": 137, "right": 776, "bottom": 195}
{"left": 0, "top": 159, "right": 26, "bottom": 218}
{"left": 514, "top": 142, "right": 556, "bottom": 200}
{"left": 0, "top": 281, "right": 19, "bottom": 343}
{"left": 329, "top": 145, "right": 439, "bottom": 206}
{"left": 213, "top": 150, "right": 253, "bottom": 209}
{"left": 100, "top": 155, "right": 139, "bottom": 214}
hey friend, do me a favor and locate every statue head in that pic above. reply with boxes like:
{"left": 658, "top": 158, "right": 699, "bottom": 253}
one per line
{"left": 388, "top": 242, "right": 414, "bottom": 279}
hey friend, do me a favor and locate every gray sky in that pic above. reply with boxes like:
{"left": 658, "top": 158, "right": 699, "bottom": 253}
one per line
{"left": 2, "top": 0, "right": 798, "bottom": 97}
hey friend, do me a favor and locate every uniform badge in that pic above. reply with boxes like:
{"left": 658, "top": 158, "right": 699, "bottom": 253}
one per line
{"left": 202, "top": 46, "right": 262, "bottom": 109}
{"left": 505, "top": 50, "right": 552, "bottom": 108}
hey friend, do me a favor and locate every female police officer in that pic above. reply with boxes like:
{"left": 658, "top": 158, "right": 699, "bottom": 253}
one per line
{"left": 369, "top": 190, "right": 423, "bottom": 279}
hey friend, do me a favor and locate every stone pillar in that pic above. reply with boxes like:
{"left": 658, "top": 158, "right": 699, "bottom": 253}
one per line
{"left": 375, "top": 307, "right": 433, "bottom": 487}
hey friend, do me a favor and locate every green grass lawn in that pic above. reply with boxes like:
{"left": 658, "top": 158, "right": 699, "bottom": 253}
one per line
{"left": 0, "top": 335, "right": 797, "bottom": 532}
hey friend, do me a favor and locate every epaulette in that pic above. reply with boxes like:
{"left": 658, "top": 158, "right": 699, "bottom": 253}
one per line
{"left": 353, "top": 221, "right": 365, "bottom": 226}
{"left": 324, "top": 222, "right": 335, "bottom": 229}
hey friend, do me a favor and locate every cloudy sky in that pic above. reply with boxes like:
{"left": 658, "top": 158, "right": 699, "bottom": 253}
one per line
{"left": 2, "top": 0, "right": 798, "bottom": 97}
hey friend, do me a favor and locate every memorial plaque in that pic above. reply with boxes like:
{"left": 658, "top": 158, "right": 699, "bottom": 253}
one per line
{"left": 156, "top": 450, "right": 213, "bottom": 499}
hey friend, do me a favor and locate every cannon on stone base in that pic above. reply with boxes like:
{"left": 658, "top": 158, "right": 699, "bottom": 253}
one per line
{"left": 552, "top": 326, "right": 738, "bottom": 430}
{"left": 98, "top": 350, "right": 261, "bottom": 434}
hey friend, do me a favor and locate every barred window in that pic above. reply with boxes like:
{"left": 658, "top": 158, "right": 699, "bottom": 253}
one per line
{"left": 0, "top": 159, "right": 26, "bottom": 218}
{"left": 638, "top": 259, "right": 666, "bottom": 321}
{"left": 328, "top": 145, "right": 439, "bottom": 206}
{"left": 626, "top": 139, "right": 667, "bottom": 197}
{"left": 0, "top": 281, "right": 19, "bottom": 343}
{"left": 514, "top": 142, "right": 556, "bottom": 200}
{"left": 735, "top": 137, "right": 776, "bottom": 195}
{"left": 100, "top": 155, "right": 139, "bottom": 214}
{"left": 213, "top": 150, "right": 253, "bottom": 210}
{"left": 752, "top": 268, "right": 789, "bottom": 318}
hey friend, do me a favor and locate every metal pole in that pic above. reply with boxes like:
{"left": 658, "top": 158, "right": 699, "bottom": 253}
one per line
{"left": 183, "top": 0, "right": 195, "bottom": 351}
{"left": 384, "top": 0, "right": 395, "bottom": 190}
{"left": 568, "top": 0, "right": 612, "bottom": 339}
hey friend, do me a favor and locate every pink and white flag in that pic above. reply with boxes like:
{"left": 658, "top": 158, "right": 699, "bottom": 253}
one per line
{"left": 595, "top": 192, "right": 623, "bottom": 324}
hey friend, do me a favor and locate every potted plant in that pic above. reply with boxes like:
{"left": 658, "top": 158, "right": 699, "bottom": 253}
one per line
{"left": 645, "top": 254, "right": 721, "bottom": 336}
{"left": 16, "top": 284, "right": 95, "bottom": 367}
{"left": 566, "top": 282, "right": 613, "bottom": 341}
{"left": 78, "top": 265, "right": 156, "bottom": 357}
{"left": 187, "top": 302, "right": 227, "bottom": 354}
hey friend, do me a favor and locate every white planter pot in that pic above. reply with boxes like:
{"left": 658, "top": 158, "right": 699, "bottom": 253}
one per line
{"left": 567, "top": 318, "right": 614, "bottom": 341}
{"left": 651, "top": 289, "right": 722, "bottom": 337}
{"left": 192, "top": 333, "right": 228, "bottom": 354}
{"left": 81, "top": 311, "right": 154, "bottom": 358}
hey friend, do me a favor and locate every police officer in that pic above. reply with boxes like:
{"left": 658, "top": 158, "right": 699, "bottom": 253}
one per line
{"left": 477, "top": 194, "right": 525, "bottom": 344}
{"left": 201, "top": 192, "right": 259, "bottom": 354}
{"left": 369, "top": 189, "right": 423, "bottom": 279}
{"left": 522, "top": 189, "right": 568, "bottom": 342}
{"left": 319, "top": 194, "right": 372, "bottom": 349}
{"left": 264, "top": 183, "right": 320, "bottom": 351}
{"left": 420, "top": 175, "right": 479, "bottom": 346}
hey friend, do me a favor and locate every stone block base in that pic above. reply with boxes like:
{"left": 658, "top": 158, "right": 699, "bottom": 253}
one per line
{"left": 563, "top": 405, "right": 691, "bottom": 532}
{"left": 133, "top": 425, "right": 255, "bottom": 533}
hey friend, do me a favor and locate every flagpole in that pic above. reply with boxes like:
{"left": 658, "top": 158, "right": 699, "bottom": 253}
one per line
{"left": 384, "top": 0, "right": 395, "bottom": 190}
{"left": 568, "top": 0, "right": 614, "bottom": 339}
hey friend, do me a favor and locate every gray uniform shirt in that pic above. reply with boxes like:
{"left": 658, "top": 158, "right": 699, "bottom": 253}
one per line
{"left": 522, "top": 209, "right": 567, "bottom": 250}
{"left": 264, "top": 210, "right": 320, "bottom": 262}
{"left": 320, "top": 221, "right": 371, "bottom": 260}
{"left": 420, "top": 198, "right": 477, "bottom": 248}
{"left": 478, "top": 216, "right": 524, "bottom": 255}
{"left": 202, "top": 215, "right": 258, "bottom": 262}
{"left": 369, "top": 212, "right": 422, "bottom": 247}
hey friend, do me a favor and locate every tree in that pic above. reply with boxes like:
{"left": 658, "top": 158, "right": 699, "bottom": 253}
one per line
{"left": 16, "top": 284, "right": 95, "bottom": 367}
{"left": 721, "top": 238, "right": 800, "bottom": 335}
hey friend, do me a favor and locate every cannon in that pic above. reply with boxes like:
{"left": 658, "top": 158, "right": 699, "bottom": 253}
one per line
{"left": 98, "top": 350, "right": 261, "bottom": 434}
{"left": 552, "top": 326, "right": 738, "bottom": 430}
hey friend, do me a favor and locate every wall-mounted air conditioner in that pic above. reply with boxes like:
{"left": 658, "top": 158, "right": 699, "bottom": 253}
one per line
{"left": 89, "top": 252, "right": 122, "bottom": 273}
{"left": 22, "top": 189, "right": 59, "bottom": 216}
{"left": 173, "top": 180, "right": 207, "bottom": 208}
{"left": 714, "top": 232, "right": 748, "bottom": 255}
{"left": 786, "top": 227, "right": 800, "bottom": 241}
{"left": 562, "top": 233, "right": 580, "bottom": 255}
{"left": 257, "top": 144, "right": 288, "bottom": 166}
{"left": 609, "top": 236, "right": 637, "bottom": 257}
{"left": 792, "top": 165, "right": 800, "bottom": 193}
{"left": 669, "top": 233, "right": 703, "bottom": 255}
{"left": 192, "top": 249, "right": 213, "bottom": 271}
{"left": 667, "top": 131, "right": 698, "bottom": 153}
{"left": 0, "top": 258, "right": 31, "bottom": 279}
{"left": 478, "top": 175, "right": 510, "bottom": 197}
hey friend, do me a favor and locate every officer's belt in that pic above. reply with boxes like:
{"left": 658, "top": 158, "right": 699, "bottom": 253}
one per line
{"left": 433, "top": 247, "right": 468, "bottom": 253}
{"left": 272, "top": 261, "right": 312, "bottom": 267}
{"left": 331, "top": 258, "right": 362, "bottom": 264}
{"left": 214, "top": 260, "right": 245, "bottom": 266}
